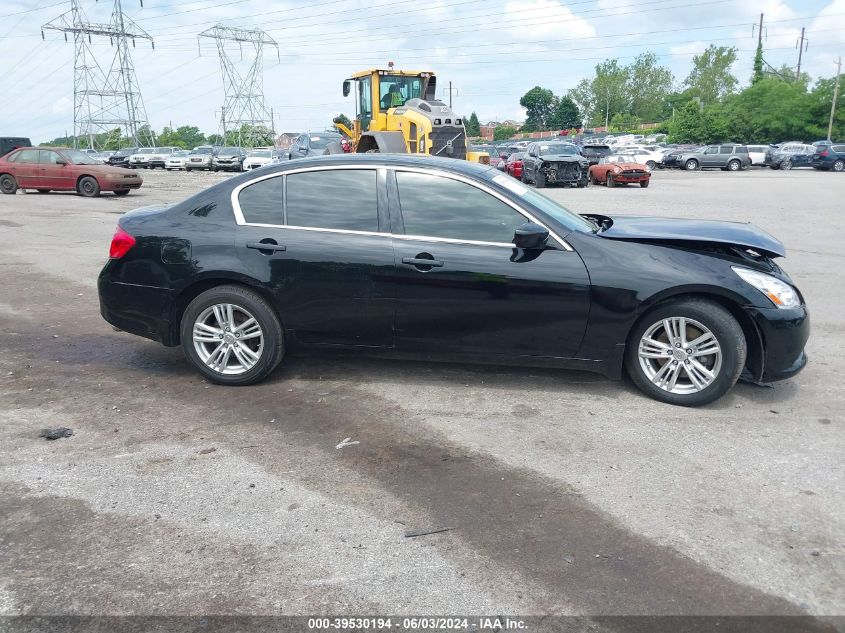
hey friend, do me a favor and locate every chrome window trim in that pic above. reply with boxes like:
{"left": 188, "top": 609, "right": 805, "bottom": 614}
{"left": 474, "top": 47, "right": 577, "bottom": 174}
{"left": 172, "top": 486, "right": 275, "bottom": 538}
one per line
{"left": 230, "top": 162, "right": 572, "bottom": 251}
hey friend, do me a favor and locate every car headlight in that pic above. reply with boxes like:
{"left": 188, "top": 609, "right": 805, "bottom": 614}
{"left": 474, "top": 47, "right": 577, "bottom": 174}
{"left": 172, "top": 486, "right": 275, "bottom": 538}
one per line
{"left": 732, "top": 267, "right": 799, "bottom": 308}
{"left": 613, "top": 166, "right": 621, "bottom": 173}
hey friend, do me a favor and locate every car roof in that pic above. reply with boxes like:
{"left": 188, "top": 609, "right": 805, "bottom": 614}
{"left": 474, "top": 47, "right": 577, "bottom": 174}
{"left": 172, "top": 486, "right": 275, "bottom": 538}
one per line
{"left": 232, "top": 153, "right": 497, "bottom": 178}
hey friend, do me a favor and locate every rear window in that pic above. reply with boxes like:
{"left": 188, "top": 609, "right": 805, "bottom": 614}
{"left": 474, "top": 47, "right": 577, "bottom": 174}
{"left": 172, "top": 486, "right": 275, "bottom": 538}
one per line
{"left": 286, "top": 169, "right": 378, "bottom": 232}
{"left": 239, "top": 175, "right": 284, "bottom": 225}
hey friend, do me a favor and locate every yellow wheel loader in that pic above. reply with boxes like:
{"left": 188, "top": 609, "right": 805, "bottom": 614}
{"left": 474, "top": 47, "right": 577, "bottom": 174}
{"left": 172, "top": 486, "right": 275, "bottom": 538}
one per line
{"left": 331, "top": 67, "right": 488, "bottom": 164}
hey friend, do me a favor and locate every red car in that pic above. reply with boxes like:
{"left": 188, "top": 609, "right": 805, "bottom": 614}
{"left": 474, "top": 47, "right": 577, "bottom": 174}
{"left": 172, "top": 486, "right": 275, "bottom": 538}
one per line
{"left": 588, "top": 158, "right": 651, "bottom": 188}
{"left": 505, "top": 151, "right": 525, "bottom": 179}
{"left": 0, "top": 147, "right": 143, "bottom": 197}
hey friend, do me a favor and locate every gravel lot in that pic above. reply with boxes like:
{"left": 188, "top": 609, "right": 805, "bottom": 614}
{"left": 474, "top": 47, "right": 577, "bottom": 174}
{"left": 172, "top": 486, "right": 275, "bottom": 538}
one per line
{"left": 0, "top": 166, "right": 843, "bottom": 623}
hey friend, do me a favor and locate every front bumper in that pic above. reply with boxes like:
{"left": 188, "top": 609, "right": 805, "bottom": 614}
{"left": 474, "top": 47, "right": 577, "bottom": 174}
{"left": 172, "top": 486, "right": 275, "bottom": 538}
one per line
{"left": 745, "top": 304, "right": 810, "bottom": 382}
{"left": 612, "top": 172, "right": 650, "bottom": 183}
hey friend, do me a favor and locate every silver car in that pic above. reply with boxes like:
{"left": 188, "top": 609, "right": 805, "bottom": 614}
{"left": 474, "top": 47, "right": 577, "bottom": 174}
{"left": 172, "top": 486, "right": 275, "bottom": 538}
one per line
{"left": 165, "top": 150, "right": 191, "bottom": 170}
{"left": 185, "top": 146, "right": 217, "bottom": 171}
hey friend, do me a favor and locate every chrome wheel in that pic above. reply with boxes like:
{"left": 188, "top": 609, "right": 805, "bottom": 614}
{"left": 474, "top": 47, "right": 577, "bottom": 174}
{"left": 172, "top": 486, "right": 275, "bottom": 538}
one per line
{"left": 637, "top": 317, "right": 722, "bottom": 395}
{"left": 192, "top": 303, "right": 264, "bottom": 375}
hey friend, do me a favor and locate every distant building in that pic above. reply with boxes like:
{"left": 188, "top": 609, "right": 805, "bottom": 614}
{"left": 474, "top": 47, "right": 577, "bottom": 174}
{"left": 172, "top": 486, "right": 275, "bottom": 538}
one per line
{"left": 479, "top": 120, "right": 524, "bottom": 141}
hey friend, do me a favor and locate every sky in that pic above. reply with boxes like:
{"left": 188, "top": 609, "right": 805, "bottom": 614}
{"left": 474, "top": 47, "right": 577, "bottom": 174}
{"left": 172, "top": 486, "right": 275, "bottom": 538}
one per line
{"left": 0, "top": 0, "right": 843, "bottom": 143}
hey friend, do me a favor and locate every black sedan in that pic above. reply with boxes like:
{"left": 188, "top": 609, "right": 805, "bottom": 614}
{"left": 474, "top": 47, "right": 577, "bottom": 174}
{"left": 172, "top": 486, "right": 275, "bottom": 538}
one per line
{"left": 98, "top": 155, "right": 809, "bottom": 406}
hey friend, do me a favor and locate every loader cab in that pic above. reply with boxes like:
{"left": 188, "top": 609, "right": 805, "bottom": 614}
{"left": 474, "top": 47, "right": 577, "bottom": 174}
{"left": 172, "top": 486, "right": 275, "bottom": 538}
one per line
{"left": 342, "top": 69, "right": 436, "bottom": 137}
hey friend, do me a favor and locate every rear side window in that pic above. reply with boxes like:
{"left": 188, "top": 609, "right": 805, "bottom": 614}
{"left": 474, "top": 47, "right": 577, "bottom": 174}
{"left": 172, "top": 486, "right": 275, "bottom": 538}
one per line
{"left": 395, "top": 171, "right": 526, "bottom": 243}
{"left": 239, "top": 175, "right": 284, "bottom": 224}
{"left": 286, "top": 169, "right": 378, "bottom": 232}
{"left": 12, "top": 149, "right": 39, "bottom": 163}
{"left": 719, "top": 146, "right": 732, "bottom": 154}
{"left": 833, "top": 145, "right": 845, "bottom": 153}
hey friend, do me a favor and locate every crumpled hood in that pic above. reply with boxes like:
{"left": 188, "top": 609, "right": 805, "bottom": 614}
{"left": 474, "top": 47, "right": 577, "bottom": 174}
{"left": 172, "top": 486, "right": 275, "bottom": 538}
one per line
{"left": 595, "top": 215, "right": 786, "bottom": 257}
{"left": 541, "top": 154, "right": 586, "bottom": 163}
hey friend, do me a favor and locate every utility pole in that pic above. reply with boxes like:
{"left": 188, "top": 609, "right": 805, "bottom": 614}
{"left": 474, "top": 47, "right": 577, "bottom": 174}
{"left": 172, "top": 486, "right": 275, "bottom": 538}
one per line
{"left": 796, "top": 27, "right": 808, "bottom": 80}
{"left": 442, "top": 82, "right": 459, "bottom": 109}
{"left": 43, "top": 0, "right": 155, "bottom": 150}
{"left": 756, "top": 13, "right": 764, "bottom": 49}
{"left": 828, "top": 57, "right": 842, "bottom": 142}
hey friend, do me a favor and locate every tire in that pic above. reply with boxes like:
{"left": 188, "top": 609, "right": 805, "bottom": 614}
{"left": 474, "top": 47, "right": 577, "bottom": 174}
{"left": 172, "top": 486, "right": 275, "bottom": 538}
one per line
{"left": 782, "top": 159, "right": 793, "bottom": 171}
{"left": 685, "top": 159, "right": 699, "bottom": 171}
{"left": 535, "top": 169, "right": 546, "bottom": 188}
{"left": 577, "top": 180, "right": 587, "bottom": 188}
{"left": 640, "top": 180, "right": 649, "bottom": 188}
{"left": 36, "top": 189, "right": 50, "bottom": 194}
{"left": 625, "top": 298, "right": 746, "bottom": 406}
{"left": 727, "top": 159, "right": 741, "bottom": 172}
{"left": 607, "top": 173, "right": 615, "bottom": 188}
{"left": 833, "top": 159, "right": 844, "bottom": 172}
{"left": 77, "top": 176, "right": 100, "bottom": 197}
{"left": 180, "top": 285, "right": 284, "bottom": 386}
{"left": 0, "top": 174, "right": 18, "bottom": 194}
{"left": 114, "top": 190, "right": 130, "bottom": 196}
{"left": 646, "top": 160, "right": 656, "bottom": 170}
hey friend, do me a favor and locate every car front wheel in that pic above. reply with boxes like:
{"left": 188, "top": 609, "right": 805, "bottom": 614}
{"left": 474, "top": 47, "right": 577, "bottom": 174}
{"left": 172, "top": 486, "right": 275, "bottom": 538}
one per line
{"left": 180, "top": 285, "right": 284, "bottom": 386}
{"left": 685, "top": 159, "right": 699, "bottom": 171}
{"left": 625, "top": 299, "right": 746, "bottom": 406}
{"left": 77, "top": 176, "right": 100, "bottom": 197}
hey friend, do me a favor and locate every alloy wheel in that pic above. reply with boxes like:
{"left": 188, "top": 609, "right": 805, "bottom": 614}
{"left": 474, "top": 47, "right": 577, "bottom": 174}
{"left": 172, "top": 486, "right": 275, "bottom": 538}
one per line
{"left": 637, "top": 316, "right": 722, "bottom": 395}
{"left": 833, "top": 160, "right": 844, "bottom": 172}
{"left": 192, "top": 303, "right": 264, "bottom": 375}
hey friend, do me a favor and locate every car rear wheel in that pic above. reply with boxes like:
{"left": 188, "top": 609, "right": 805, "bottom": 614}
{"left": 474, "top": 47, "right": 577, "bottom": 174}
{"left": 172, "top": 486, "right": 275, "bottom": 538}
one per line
{"left": 782, "top": 159, "right": 793, "bottom": 170}
{"left": 180, "top": 285, "right": 284, "bottom": 386}
{"left": 685, "top": 159, "right": 699, "bottom": 171}
{"left": 0, "top": 174, "right": 18, "bottom": 194}
{"left": 625, "top": 299, "right": 746, "bottom": 406}
{"left": 727, "top": 159, "right": 741, "bottom": 171}
{"left": 646, "top": 160, "right": 656, "bottom": 169}
{"left": 833, "top": 159, "right": 844, "bottom": 172}
{"left": 77, "top": 176, "right": 100, "bottom": 197}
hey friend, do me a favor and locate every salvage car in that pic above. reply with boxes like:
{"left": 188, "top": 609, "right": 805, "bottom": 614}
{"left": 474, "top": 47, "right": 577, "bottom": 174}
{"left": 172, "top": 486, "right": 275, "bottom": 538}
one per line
{"left": 97, "top": 154, "right": 808, "bottom": 406}
{"left": 288, "top": 132, "right": 343, "bottom": 159}
{"left": 811, "top": 143, "right": 845, "bottom": 171}
{"left": 165, "top": 150, "right": 191, "bottom": 170}
{"left": 106, "top": 147, "right": 139, "bottom": 168}
{"left": 0, "top": 147, "right": 142, "bottom": 196}
{"left": 521, "top": 141, "right": 589, "bottom": 188}
{"left": 678, "top": 145, "right": 751, "bottom": 171}
{"left": 185, "top": 145, "right": 217, "bottom": 171}
{"left": 589, "top": 155, "right": 651, "bottom": 187}
{"left": 244, "top": 148, "right": 275, "bottom": 170}
{"left": 580, "top": 143, "right": 613, "bottom": 166}
{"left": 213, "top": 146, "right": 247, "bottom": 172}
{"left": 766, "top": 143, "right": 819, "bottom": 170}
{"left": 505, "top": 151, "right": 525, "bottom": 179}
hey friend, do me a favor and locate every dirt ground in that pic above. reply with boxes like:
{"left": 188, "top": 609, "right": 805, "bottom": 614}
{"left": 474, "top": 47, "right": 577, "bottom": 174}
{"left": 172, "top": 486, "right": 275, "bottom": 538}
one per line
{"left": 0, "top": 166, "right": 842, "bottom": 625}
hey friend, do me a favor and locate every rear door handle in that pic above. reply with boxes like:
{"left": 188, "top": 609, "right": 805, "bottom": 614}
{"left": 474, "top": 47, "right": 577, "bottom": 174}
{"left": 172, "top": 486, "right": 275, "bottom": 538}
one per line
{"left": 247, "top": 241, "right": 286, "bottom": 252}
{"left": 402, "top": 257, "right": 443, "bottom": 267}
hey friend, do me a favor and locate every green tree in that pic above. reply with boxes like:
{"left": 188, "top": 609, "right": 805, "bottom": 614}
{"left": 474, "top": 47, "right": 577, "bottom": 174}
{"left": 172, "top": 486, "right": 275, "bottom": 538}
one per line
{"left": 626, "top": 53, "right": 674, "bottom": 122}
{"left": 610, "top": 112, "right": 641, "bottom": 131}
{"left": 466, "top": 111, "right": 481, "bottom": 137}
{"left": 493, "top": 125, "right": 517, "bottom": 141}
{"left": 520, "top": 86, "right": 557, "bottom": 131}
{"left": 684, "top": 45, "right": 738, "bottom": 104}
{"left": 206, "top": 134, "right": 224, "bottom": 146}
{"left": 722, "top": 78, "right": 810, "bottom": 143}
{"left": 567, "top": 78, "right": 594, "bottom": 126}
{"left": 752, "top": 41, "right": 764, "bottom": 84}
{"left": 550, "top": 96, "right": 581, "bottom": 129}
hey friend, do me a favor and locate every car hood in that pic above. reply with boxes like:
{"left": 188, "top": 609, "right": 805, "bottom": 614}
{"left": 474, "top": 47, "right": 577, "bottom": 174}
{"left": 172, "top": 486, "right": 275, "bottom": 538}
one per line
{"left": 603, "top": 162, "right": 648, "bottom": 170}
{"left": 595, "top": 215, "right": 786, "bottom": 257}
{"left": 540, "top": 154, "right": 586, "bottom": 162}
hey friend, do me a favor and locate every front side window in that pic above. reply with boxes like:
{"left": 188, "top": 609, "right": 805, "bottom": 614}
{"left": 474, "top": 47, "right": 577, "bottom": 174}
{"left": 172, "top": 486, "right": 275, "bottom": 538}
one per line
{"left": 704, "top": 147, "right": 718, "bottom": 155}
{"left": 239, "top": 175, "right": 284, "bottom": 225}
{"left": 396, "top": 171, "right": 527, "bottom": 244}
{"left": 39, "top": 150, "right": 64, "bottom": 164}
{"left": 61, "top": 149, "right": 99, "bottom": 165}
{"left": 286, "top": 169, "right": 378, "bottom": 232}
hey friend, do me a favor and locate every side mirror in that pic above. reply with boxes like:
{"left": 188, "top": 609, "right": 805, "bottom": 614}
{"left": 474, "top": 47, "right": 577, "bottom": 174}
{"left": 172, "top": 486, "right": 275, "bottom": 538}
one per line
{"left": 343, "top": 80, "right": 351, "bottom": 97}
{"left": 513, "top": 222, "right": 549, "bottom": 250}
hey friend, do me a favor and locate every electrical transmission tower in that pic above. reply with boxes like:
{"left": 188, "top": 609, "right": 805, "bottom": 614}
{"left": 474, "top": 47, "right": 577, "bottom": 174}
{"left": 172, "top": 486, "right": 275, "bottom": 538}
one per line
{"left": 198, "top": 25, "right": 279, "bottom": 147}
{"left": 42, "top": 0, "right": 155, "bottom": 150}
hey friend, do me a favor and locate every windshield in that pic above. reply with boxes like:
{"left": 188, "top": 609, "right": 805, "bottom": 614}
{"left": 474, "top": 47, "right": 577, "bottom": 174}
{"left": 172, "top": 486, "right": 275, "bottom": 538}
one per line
{"left": 138, "top": 148, "right": 154, "bottom": 154}
{"left": 378, "top": 75, "right": 425, "bottom": 108}
{"left": 310, "top": 136, "right": 340, "bottom": 150}
{"left": 192, "top": 147, "right": 213, "bottom": 155}
{"left": 539, "top": 144, "right": 578, "bottom": 156}
{"left": 172, "top": 151, "right": 189, "bottom": 157}
{"left": 63, "top": 149, "right": 101, "bottom": 165}
{"left": 249, "top": 150, "right": 272, "bottom": 158}
{"left": 490, "top": 174, "right": 595, "bottom": 233}
{"left": 220, "top": 147, "right": 240, "bottom": 154}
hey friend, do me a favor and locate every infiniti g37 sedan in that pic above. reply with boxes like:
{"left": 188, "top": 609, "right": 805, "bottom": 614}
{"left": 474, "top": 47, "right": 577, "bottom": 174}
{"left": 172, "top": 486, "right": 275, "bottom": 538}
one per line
{"left": 98, "top": 155, "right": 809, "bottom": 406}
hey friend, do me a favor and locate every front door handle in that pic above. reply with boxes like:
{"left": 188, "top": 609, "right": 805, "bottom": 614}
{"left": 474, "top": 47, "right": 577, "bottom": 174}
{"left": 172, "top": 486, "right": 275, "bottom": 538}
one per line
{"left": 402, "top": 256, "right": 443, "bottom": 268}
{"left": 247, "top": 241, "right": 286, "bottom": 252}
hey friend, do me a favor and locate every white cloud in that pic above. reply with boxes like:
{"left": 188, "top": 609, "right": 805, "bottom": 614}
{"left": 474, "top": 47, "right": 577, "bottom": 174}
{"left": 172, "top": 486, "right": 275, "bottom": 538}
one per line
{"left": 51, "top": 96, "right": 71, "bottom": 115}
{"left": 503, "top": 0, "right": 596, "bottom": 38}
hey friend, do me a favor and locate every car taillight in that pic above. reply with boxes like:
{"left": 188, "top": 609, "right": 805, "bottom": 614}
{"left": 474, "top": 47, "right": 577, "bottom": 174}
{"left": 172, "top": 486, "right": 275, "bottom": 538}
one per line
{"left": 109, "top": 226, "right": 135, "bottom": 259}
{"left": 819, "top": 149, "right": 829, "bottom": 156}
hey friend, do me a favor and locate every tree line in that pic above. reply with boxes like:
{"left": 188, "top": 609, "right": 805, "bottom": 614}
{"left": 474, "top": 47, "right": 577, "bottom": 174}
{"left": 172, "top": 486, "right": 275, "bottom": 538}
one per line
{"left": 467, "top": 45, "right": 843, "bottom": 144}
